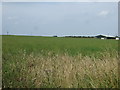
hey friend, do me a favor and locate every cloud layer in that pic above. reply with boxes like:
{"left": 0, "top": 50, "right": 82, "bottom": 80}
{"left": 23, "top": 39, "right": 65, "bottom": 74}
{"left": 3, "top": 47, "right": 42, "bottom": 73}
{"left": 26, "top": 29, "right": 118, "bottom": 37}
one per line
{"left": 2, "top": 2, "right": 118, "bottom": 36}
{"left": 98, "top": 10, "right": 109, "bottom": 17}
{"left": 2, "top": 0, "right": 119, "bottom": 2}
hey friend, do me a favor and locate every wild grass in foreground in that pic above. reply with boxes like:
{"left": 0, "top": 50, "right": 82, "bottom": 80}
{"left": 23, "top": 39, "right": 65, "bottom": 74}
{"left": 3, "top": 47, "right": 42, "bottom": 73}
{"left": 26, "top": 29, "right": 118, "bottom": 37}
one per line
{"left": 2, "top": 50, "right": 118, "bottom": 88}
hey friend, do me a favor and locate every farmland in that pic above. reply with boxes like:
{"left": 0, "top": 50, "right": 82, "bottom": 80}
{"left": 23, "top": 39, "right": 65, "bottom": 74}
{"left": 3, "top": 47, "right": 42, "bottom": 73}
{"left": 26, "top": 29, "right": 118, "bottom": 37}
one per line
{"left": 2, "top": 35, "right": 119, "bottom": 88}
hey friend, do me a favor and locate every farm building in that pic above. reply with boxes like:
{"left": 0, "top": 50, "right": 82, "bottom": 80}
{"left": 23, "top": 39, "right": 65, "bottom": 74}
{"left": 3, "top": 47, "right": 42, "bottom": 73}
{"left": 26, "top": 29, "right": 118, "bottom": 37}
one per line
{"left": 115, "top": 36, "right": 120, "bottom": 40}
{"left": 95, "top": 35, "right": 119, "bottom": 40}
{"left": 95, "top": 35, "right": 107, "bottom": 39}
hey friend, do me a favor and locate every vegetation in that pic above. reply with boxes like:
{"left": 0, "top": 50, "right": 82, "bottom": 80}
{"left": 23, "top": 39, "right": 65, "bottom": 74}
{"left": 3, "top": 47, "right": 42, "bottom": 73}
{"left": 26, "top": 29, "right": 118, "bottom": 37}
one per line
{"left": 2, "top": 35, "right": 119, "bottom": 88}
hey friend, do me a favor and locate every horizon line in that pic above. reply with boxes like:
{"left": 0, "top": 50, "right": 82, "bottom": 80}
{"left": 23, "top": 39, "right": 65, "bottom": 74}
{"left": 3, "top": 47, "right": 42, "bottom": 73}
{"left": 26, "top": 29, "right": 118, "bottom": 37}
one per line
{"left": 1, "top": 34, "right": 119, "bottom": 37}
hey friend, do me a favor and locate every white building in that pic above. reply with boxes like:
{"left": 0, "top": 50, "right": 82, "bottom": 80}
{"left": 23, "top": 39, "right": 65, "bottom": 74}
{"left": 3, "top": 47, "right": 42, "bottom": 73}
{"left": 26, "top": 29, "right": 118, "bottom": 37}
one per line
{"left": 116, "top": 37, "right": 119, "bottom": 40}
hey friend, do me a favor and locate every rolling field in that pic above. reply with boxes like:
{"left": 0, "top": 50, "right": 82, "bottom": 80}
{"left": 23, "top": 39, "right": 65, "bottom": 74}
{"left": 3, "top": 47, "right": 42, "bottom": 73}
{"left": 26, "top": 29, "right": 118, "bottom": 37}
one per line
{"left": 2, "top": 35, "right": 119, "bottom": 88}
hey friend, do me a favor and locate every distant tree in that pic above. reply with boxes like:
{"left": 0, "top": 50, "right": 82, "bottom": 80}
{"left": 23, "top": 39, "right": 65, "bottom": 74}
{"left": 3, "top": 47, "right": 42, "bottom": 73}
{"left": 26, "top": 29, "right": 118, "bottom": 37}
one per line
{"left": 53, "top": 35, "right": 57, "bottom": 37}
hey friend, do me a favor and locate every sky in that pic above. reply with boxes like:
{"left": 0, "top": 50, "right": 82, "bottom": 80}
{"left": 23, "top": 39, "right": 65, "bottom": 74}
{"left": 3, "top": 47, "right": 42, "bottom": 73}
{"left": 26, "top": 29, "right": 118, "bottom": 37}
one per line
{"left": 2, "top": 2, "right": 118, "bottom": 36}
{"left": 2, "top": 0, "right": 119, "bottom": 2}
{"left": 0, "top": 2, "right": 1, "bottom": 35}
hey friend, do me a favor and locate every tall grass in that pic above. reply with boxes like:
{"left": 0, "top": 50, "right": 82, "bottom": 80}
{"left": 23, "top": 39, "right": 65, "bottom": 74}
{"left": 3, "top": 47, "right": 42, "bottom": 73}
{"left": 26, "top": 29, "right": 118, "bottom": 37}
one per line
{"left": 2, "top": 50, "right": 118, "bottom": 88}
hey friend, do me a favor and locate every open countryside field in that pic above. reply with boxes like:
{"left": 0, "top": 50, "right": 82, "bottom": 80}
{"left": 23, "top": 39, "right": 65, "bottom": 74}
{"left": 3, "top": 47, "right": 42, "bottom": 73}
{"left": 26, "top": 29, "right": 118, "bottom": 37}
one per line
{"left": 2, "top": 35, "right": 119, "bottom": 88}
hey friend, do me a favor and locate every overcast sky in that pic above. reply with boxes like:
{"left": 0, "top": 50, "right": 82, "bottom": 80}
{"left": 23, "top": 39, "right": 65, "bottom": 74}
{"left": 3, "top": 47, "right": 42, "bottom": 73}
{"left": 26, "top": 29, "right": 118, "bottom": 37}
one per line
{"left": 2, "top": 2, "right": 118, "bottom": 36}
{"left": 2, "top": 0, "right": 119, "bottom": 2}
{"left": 0, "top": 2, "right": 1, "bottom": 35}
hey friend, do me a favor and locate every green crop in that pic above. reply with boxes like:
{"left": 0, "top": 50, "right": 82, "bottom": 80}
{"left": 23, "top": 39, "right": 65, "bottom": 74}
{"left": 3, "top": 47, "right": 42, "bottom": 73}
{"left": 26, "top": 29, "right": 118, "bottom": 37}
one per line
{"left": 2, "top": 35, "right": 119, "bottom": 88}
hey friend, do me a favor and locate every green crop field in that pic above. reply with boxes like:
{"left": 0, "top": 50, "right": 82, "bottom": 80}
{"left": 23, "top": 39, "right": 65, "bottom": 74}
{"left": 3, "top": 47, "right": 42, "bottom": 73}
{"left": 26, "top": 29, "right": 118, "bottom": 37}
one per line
{"left": 2, "top": 35, "right": 119, "bottom": 88}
